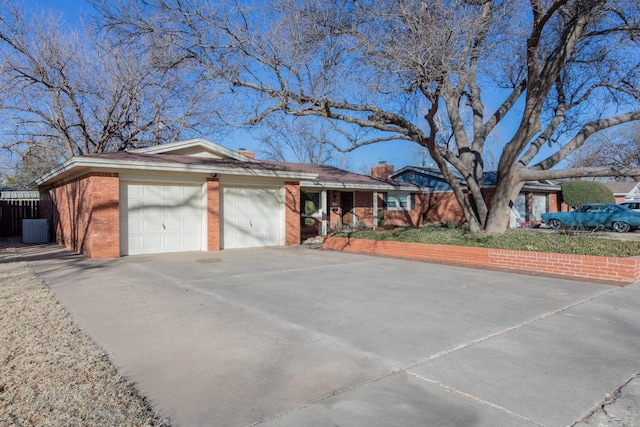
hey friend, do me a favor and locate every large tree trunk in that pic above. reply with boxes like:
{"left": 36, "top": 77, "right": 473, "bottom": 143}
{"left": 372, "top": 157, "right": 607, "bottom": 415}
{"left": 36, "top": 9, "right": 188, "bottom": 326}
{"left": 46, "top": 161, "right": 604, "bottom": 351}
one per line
{"left": 480, "top": 176, "right": 523, "bottom": 234}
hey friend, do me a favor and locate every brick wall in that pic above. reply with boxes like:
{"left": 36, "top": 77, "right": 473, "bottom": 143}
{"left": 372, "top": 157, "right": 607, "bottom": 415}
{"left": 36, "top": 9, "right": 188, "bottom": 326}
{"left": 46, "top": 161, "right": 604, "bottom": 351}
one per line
{"left": 38, "top": 190, "right": 53, "bottom": 234}
{"left": 285, "top": 182, "right": 301, "bottom": 245}
{"left": 382, "top": 192, "right": 466, "bottom": 227}
{"left": 353, "top": 191, "right": 374, "bottom": 228}
{"left": 206, "top": 178, "right": 220, "bottom": 251}
{"left": 323, "top": 237, "right": 640, "bottom": 284}
{"left": 52, "top": 172, "right": 120, "bottom": 259}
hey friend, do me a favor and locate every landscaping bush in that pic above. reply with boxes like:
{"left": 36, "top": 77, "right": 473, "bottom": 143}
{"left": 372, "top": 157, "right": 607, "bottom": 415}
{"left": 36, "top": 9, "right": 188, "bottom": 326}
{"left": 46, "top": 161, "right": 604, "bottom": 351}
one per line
{"left": 302, "top": 197, "right": 318, "bottom": 228}
{"left": 337, "top": 225, "right": 640, "bottom": 257}
{"left": 561, "top": 181, "right": 615, "bottom": 207}
{"left": 304, "top": 199, "right": 316, "bottom": 216}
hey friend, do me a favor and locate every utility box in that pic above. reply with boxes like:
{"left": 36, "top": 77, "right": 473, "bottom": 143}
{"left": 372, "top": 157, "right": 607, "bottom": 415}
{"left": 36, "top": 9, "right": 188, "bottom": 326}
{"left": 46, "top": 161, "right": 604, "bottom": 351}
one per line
{"left": 22, "top": 219, "right": 49, "bottom": 244}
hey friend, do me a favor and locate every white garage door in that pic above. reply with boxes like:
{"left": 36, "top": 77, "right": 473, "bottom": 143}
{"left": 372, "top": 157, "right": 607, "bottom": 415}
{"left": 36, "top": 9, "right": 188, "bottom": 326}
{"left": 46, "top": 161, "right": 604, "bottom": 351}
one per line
{"left": 223, "top": 187, "right": 283, "bottom": 249}
{"left": 120, "top": 182, "right": 203, "bottom": 255}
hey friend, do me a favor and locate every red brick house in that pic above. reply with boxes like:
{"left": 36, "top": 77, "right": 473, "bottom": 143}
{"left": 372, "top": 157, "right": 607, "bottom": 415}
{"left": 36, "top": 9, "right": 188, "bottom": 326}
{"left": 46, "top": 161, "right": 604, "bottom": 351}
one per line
{"left": 388, "top": 165, "right": 562, "bottom": 227}
{"left": 35, "top": 139, "right": 425, "bottom": 259}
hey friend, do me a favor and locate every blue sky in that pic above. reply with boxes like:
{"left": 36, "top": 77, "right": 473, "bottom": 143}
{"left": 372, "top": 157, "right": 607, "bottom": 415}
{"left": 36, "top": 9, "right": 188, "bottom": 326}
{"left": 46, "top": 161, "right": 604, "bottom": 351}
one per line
{"left": 20, "top": 1, "right": 522, "bottom": 175}
{"left": 18, "top": 1, "right": 437, "bottom": 173}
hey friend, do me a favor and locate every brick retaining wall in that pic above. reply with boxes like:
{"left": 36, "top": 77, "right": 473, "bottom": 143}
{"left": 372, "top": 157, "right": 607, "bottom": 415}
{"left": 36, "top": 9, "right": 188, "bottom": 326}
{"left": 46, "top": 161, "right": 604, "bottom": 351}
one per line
{"left": 323, "top": 237, "right": 640, "bottom": 284}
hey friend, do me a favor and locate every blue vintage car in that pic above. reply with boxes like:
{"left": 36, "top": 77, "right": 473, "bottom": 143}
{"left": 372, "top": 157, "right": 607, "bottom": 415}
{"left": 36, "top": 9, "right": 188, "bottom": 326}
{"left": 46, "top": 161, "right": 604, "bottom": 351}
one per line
{"left": 541, "top": 203, "right": 640, "bottom": 233}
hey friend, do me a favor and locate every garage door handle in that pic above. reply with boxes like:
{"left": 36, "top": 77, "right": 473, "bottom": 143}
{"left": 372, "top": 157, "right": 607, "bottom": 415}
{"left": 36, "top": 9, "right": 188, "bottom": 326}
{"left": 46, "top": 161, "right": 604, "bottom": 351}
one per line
{"left": 250, "top": 219, "right": 252, "bottom": 227}
{"left": 162, "top": 220, "right": 166, "bottom": 230}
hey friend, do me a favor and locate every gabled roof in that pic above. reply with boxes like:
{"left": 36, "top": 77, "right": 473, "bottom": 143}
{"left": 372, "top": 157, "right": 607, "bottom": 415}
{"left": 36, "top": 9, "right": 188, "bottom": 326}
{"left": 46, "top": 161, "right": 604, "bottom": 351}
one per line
{"left": 132, "top": 138, "right": 258, "bottom": 162}
{"left": 35, "top": 138, "right": 420, "bottom": 192}
{"left": 35, "top": 151, "right": 317, "bottom": 186}
{"left": 603, "top": 181, "right": 640, "bottom": 196}
{"left": 391, "top": 166, "right": 560, "bottom": 191}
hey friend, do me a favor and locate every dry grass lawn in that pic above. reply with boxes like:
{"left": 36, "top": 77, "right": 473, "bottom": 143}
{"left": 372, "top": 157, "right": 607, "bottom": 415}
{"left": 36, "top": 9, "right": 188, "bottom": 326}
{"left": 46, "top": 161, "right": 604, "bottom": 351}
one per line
{"left": 0, "top": 242, "right": 171, "bottom": 426}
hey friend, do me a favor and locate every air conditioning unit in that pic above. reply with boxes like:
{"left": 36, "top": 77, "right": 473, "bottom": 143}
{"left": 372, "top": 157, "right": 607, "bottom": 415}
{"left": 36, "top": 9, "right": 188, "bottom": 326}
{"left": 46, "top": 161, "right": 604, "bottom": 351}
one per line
{"left": 22, "top": 219, "right": 49, "bottom": 244}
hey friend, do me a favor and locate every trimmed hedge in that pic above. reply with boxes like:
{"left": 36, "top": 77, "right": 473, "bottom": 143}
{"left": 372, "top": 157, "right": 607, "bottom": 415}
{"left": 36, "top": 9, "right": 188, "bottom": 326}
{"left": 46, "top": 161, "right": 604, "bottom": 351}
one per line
{"left": 561, "top": 181, "right": 615, "bottom": 207}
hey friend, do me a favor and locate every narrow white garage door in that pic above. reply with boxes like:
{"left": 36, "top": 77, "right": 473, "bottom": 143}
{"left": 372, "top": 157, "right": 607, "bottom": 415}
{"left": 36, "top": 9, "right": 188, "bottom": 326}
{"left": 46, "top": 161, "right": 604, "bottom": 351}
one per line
{"left": 223, "top": 187, "right": 283, "bottom": 249}
{"left": 120, "top": 183, "right": 203, "bottom": 255}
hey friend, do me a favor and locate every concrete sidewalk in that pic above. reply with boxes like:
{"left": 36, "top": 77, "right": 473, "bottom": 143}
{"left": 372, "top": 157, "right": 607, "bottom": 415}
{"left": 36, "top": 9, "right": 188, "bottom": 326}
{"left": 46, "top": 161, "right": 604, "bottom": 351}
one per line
{"left": 17, "top": 242, "right": 640, "bottom": 426}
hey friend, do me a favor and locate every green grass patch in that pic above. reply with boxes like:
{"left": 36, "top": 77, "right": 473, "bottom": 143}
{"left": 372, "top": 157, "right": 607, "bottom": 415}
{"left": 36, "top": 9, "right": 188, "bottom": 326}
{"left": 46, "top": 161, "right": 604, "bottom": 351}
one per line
{"left": 335, "top": 225, "right": 640, "bottom": 257}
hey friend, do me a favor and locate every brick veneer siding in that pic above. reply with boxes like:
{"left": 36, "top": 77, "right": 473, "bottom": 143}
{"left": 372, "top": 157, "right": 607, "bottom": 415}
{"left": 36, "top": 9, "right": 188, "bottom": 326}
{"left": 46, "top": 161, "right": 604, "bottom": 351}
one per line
{"left": 285, "top": 182, "right": 301, "bottom": 245}
{"left": 38, "top": 189, "right": 54, "bottom": 240}
{"left": 323, "top": 237, "right": 640, "bottom": 284}
{"left": 206, "top": 178, "right": 221, "bottom": 251}
{"left": 354, "top": 191, "right": 375, "bottom": 228}
{"left": 52, "top": 172, "right": 120, "bottom": 259}
{"left": 382, "top": 192, "right": 466, "bottom": 227}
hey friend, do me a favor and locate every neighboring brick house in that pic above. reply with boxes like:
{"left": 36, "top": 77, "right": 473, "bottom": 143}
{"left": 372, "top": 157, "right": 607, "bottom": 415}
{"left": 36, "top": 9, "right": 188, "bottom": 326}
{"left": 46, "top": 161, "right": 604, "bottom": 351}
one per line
{"left": 387, "top": 165, "right": 562, "bottom": 228}
{"left": 603, "top": 181, "right": 640, "bottom": 203}
{"left": 35, "top": 138, "right": 425, "bottom": 259}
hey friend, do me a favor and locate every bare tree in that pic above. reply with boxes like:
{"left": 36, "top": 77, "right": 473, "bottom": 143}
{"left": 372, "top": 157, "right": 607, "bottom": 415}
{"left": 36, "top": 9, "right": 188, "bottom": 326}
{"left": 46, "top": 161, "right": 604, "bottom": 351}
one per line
{"left": 0, "top": 2, "right": 221, "bottom": 169}
{"left": 567, "top": 123, "right": 640, "bottom": 180}
{"left": 256, "top": 116, "right": 339, "bottom": 165}
{"left": 97, "top": 0, "right": 640, "bottom": 233}
{"left": 0, "top": 144, "right": 61, "bottom": 188}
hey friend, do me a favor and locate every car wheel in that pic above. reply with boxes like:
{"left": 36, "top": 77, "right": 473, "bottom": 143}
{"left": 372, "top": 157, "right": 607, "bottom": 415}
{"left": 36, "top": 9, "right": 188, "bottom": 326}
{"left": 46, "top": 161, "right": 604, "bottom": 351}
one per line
{"left": 612, "top": 221, "right": 631, "bottom": 233}
{"left": 548, "top": 219, "right": 563, "bottom": 230}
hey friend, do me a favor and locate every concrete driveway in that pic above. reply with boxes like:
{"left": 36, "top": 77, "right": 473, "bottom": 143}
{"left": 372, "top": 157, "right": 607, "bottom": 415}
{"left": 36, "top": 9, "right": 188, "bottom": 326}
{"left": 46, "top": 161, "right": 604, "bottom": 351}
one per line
{"left": 18, "top": 243, "right": 640, "bottom": 426}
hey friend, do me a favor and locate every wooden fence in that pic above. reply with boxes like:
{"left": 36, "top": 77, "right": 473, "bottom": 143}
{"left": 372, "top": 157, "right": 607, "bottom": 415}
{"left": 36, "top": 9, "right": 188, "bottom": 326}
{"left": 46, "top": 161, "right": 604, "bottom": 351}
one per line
{"left": 0, "top": 191, "right": 40, "bottom": 236}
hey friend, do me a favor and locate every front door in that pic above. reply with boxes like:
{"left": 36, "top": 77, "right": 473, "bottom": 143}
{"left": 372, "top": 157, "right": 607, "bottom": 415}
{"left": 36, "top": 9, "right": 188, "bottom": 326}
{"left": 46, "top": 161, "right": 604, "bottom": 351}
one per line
{"left": 340, "top": 192, "right": 354, "bottom": 229}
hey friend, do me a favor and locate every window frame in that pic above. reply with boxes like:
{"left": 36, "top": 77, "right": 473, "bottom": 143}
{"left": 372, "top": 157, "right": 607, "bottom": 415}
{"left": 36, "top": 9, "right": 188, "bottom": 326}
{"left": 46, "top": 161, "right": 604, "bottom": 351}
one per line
{"left": 385, "top": 192, "right": 411, "bottom": 211}
{"left": 301, "top": 191, "right": 322, "bottom": 217}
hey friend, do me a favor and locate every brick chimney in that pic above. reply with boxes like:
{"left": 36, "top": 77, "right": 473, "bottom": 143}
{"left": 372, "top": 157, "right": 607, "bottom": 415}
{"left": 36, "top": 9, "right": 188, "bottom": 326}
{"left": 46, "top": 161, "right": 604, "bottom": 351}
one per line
{"left": 370, "top": 161, "right": 394, "bottom": 180}
{"left": 237, "top": 148, "right": 256, "bottom": 159}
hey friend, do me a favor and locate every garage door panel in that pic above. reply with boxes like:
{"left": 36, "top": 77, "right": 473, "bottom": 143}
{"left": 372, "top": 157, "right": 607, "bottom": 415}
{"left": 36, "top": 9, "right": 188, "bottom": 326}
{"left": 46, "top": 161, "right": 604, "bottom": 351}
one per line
{"left": 142, "top": 185, "right": 163, "bottom": 198}
{"left": 142, "top": 218, "right": 163, "bottom": 232}
{"left": 142, "top": 235, "right": 163, "bottom": 250}
{"left": 120, "top": 182, "right": 203, "bottom": 256}
{"left": 182, "top": 218, "right": 202, "bottom": 232}
{"left": 124, "top": 217, "right": 142, "bottom": 233}
{"left": 164, "top": 235, "right": 183, "bottom": 248}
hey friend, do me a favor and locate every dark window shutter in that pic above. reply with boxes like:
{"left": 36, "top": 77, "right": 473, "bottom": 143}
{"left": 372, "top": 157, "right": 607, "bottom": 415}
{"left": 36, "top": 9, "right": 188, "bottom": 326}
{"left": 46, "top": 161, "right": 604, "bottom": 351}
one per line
{"left": 411, "top": 193, "right": 416, "bottom": 210}
{"left": 381, "top": 192, "right": 388, "bottom": 210}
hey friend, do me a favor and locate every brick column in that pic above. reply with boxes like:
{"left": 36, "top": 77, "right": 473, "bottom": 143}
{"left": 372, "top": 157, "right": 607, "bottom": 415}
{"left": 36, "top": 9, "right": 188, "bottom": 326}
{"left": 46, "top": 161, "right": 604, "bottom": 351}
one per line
{"left": 86, "top": 173, "right": 120, "bottom": 259}
{"left": 284, "top": 182, "right": 301, "bottom": 246}
{"left": 207, "top": 178, "right": 221, "bottom": 251}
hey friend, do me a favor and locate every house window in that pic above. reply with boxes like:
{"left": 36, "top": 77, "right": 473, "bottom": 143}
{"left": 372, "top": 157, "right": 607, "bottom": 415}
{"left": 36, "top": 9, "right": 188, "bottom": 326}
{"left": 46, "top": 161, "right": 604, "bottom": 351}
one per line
{"left": 302, "top": 191, "right": 321, "bottom": 216}
{"left": 386, "top": 193, "right": 409, "bottom": 210}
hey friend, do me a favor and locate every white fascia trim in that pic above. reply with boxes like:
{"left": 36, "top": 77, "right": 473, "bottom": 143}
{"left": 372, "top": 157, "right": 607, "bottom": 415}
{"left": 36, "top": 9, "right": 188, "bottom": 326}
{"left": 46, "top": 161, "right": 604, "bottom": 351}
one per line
{"left": 131, "top": 138, "right": 258, "bottom": 162}
{"left": 36, "top": 157, "right": 317, "bottom": 186}
{"left": 300, "top": 180, "right": 424, "bottom": 192}
{"left": 35, "top": 157, "right": 78, "bottom": 186}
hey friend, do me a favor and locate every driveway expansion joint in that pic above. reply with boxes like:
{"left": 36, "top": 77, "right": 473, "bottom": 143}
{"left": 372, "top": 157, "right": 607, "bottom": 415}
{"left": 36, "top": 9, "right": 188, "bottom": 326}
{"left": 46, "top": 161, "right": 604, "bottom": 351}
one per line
{"left": 248, "top": 369, "right": 402, "bottom": 426}
{"left": 405, "top": 371, "right": 544, "bottom": 426}
{"left": 405, "top": 285, "right": 620, "bottom": 368}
